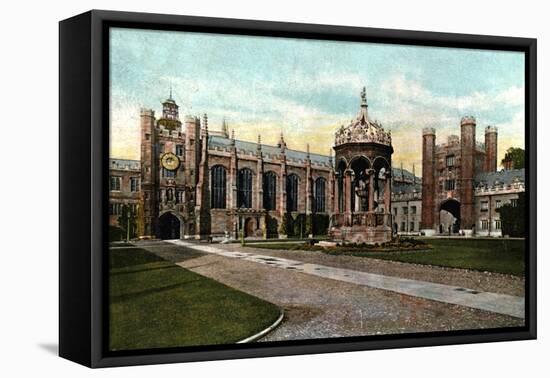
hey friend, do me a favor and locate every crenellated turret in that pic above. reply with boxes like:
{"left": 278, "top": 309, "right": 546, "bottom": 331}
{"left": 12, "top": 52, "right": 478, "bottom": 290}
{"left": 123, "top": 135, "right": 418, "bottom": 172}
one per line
{"left": 484, "top": 126, "right": 498, "bottom": 172}
{"left": 460, "top": 115, "right": 476, "bottom": 230}
{"left": 421, "top": 127, "right": 436, "bottom": 232}
{"left": 140, "top": 108, "right": 157, "bottom": 237}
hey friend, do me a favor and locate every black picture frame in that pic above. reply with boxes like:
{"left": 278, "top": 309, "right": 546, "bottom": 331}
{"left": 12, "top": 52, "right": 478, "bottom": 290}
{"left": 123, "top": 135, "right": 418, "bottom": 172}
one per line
{"left": 59, "top": 9, "right": 537, "bottom": 368}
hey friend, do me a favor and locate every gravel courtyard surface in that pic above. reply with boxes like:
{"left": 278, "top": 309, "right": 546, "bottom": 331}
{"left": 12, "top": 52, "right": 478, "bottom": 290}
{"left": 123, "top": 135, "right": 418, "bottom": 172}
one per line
{"left": 229, "top": 244, "right": 525, "bottom": 297}
{"left": 137, "top": 241, "right": 523, "bottom": 342}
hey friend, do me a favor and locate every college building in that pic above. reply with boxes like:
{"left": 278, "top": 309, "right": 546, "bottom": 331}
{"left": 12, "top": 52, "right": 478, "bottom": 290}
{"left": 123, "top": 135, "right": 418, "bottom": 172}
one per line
{"left": 109, "top": 90, "right": 524, "bottom": 240}
{"left": 420, "top": 117, "right": 524, "bottom": 236}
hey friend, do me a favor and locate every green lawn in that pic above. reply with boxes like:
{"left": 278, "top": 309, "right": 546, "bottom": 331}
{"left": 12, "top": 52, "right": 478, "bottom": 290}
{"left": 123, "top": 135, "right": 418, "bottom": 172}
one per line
{"left": 248, "top": 238, "right": 526, "bottom": 276}
{"left": 109, "top": 246, "right": 281, "bottom": 351}
{"left": 359, "top": 239, "right": 525, "bottom": 276}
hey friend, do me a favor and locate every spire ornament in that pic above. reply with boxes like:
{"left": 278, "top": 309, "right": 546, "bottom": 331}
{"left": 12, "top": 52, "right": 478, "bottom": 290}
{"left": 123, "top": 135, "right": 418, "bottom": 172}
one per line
{"left": 202, "top": 113, "right": 208, "bottom": 131}
{"left": 230, "top": 129, "right": 235, "bottom": 147}
{"left": 334, "top": 86, "right": 391, "bottom": 147}
{"left": 360, "top": 86, "right": 367, "bottom": 106}
{"left": 221, "top": 117, "right": 229, "bottom": 138}
{"left": 277, "top": 131, "right": 287, "bottom": 152}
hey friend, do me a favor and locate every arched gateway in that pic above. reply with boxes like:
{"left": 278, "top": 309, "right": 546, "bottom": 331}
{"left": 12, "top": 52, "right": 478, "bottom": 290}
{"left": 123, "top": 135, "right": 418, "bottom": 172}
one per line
{"left": 330, "top": 87, "right": 393, "bottom": 244}
{"left": 158, "top": 212, "right": 181, "bottom": 240}
{"left": 439, "top": 198, "right": 461, "bottom": 234}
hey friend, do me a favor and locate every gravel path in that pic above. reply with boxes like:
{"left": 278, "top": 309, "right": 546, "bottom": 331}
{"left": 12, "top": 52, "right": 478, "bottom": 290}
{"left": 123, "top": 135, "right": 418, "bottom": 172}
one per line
{"left": 229, "top": 244, "right": 525, "bottom": 297}
{"left": 137, "top": 241, "right": 523, "bottom": 342}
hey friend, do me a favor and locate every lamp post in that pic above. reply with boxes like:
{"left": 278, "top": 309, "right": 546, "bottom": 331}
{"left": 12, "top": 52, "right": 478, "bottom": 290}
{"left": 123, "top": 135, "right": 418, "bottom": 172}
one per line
{"left": 239, "top": 205, "right": 246, "bottom": 246}
{"left": 125, "top": 204, "right": 132, "bottom": 243}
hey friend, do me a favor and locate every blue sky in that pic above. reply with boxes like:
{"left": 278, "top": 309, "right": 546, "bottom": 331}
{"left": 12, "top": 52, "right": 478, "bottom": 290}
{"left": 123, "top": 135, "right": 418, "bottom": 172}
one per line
{"left": 110, "top": 27, "right": 525, "bottom": 171}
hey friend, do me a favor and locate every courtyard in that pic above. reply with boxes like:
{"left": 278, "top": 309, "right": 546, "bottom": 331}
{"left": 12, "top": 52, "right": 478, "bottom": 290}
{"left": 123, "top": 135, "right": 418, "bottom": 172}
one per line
{"left": 109, "top": 237, "right": 525, "bottom": 349}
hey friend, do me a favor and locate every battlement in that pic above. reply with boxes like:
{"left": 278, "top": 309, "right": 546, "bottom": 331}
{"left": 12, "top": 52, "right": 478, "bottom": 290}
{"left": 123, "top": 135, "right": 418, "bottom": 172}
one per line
{"left": 184, "top": 115, "right": 199, "bottom": 123}
{"left": 447, "top": 135, "right": 459, "bottom": 145}
{"left": 157, "top": 127, "right": 184, "bottom": 139}
{"left": 460, "top": 115, "right": 476, "bottom": 126}
{"left": 140, "top": 108, "right": 155, "bottom": 117}
{"left": 485, "top": 125, "right": 498, "bottom": 134}
{"left": 474, "top": 179, "right": 525, "bottom": 195}
{"left": 110, "top": 158, "right": 140, "bottom": 171}
{"left": 422, "top": 127, "right": 436, "bottom": 136}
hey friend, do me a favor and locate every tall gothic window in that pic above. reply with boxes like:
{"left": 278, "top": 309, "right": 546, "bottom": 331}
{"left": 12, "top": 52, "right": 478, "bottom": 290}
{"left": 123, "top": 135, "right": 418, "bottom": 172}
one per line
{"left": 211, "top": 165, "right": 227, "bottom": 209}
{"left": 314, "top": 177, "right": 327, "bottom": 213}
{"left": 263, "top": 171, "right": 277, "bottom": 211}
{"left": 237, "top": 168, "right": 253, "bottom": 208}
{"left": 286, "top": 174, "right": 299, "bottom": 212}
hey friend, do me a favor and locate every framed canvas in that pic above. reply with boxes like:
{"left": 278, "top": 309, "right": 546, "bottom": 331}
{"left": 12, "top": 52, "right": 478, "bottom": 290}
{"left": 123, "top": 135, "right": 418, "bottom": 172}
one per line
{"left": 59, "top": 10, "right": 537, "bottom": 368}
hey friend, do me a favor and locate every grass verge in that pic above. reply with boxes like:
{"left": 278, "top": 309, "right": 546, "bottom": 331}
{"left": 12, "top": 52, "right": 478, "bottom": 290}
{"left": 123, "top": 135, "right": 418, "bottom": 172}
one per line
{"left": 248, "top": 238, "right": 525, "bottom": 276}
{"left": 109, "top": 246, "right": 281, "bottom": 351}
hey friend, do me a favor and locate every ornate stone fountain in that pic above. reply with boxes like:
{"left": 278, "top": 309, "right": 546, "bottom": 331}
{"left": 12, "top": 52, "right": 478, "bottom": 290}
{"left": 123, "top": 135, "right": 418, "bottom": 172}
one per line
{"left": 330, "top": 87, "right": 393, "bottom": 244}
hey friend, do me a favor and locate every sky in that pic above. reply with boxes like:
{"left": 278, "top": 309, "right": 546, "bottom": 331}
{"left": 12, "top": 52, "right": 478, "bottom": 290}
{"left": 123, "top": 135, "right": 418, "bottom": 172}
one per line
{"left": 109, "top": 27, "right": 525, "bottom": 174}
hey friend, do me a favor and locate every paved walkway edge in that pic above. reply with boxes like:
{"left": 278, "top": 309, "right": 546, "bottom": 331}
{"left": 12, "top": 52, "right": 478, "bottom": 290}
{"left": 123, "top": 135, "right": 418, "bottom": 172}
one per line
{"left": 166, "top": 240, "right": 524, "bottom": 319}
{"left": 236, "top": 310, "right": 285, "bottom": 343}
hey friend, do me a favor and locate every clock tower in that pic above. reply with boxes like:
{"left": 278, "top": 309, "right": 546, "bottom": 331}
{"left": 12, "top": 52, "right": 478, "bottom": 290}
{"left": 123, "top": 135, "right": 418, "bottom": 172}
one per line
{"left": 140, "top": 91, "right": 192, "bottom": 239}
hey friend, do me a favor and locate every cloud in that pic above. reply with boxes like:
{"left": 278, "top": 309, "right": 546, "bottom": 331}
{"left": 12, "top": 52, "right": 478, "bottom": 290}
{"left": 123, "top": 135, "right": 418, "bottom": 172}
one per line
{"left": 345, "top": 74, "right": 524, "bottom": 171}
{"left": 110, "top": 73, "right": 525, "bottom": 175}
{"left": 109, "top": 98, "right": 141, "bottom": 160}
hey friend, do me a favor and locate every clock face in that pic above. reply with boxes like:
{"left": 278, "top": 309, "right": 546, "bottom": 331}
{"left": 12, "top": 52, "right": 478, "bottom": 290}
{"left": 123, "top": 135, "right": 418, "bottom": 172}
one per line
{"left": 161, "top": 152, "right": 180, "bottom": 171}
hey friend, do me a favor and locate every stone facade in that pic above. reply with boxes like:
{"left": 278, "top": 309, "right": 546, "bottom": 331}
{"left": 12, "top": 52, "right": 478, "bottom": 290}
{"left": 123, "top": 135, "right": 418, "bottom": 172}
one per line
{"left": 108, "top": 159, "right": 141, "bottom": 227}
{"left": 421, "top": 116, "right": 500, "bottom": 235}
{"left": 392, "top": 167, "right": 422, "bottom": 235}
{"left": 110, "top": 91, "right": 335, "bottom": 240}
{"left": 108, "top": 91, "right": 525, "bottom": 240}
{"left": 474, "top": 169, "right": 525, "bottom": 237}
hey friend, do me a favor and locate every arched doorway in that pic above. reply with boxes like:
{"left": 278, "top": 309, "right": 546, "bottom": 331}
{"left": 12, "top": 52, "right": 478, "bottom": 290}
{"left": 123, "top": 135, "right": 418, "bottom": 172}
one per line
{"left": 158, "top": 212, "right": 181, "bottom": 239}
{"left": 439, "top": 199, "right": 461, "bottom": 234}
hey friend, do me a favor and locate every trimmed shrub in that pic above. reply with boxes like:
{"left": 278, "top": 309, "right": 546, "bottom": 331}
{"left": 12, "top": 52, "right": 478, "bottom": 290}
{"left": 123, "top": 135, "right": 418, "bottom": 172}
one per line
{"left": 266, "top": 215, "right": 279, "bottom": 238}
{"left": 312, "top": 214, "right": 330, "bottom": 235}
{"left": 278, "top": 213, "right": 294, "bottom": 237}
{"left": 109, "top": 225, "right": 125, "bottom": 242}
{"left": 293, "top": 214, "right": 306, "bottom": 238}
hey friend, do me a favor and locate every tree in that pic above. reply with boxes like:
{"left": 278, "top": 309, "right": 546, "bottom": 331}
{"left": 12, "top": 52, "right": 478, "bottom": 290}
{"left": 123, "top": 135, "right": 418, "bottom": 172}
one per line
{"left": 278, "top": 213, "right": 293, "bottom": 238}
{"left": 501, "top": 147, "right": 525, "bottom": 170}
{"left": 497, "top": 192, "right": 525, "bottom": 237}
